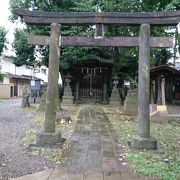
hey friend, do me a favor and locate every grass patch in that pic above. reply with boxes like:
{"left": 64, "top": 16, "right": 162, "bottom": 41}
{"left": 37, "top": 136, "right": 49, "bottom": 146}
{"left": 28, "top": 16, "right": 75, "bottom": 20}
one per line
{"left": 22, "top": 128, "right": 37, "bottom": 147}
{"left": 126, "top": 150, "right": 179, "bottom": 180}
{"left": 18, "top": 105, "right": 36, "bottom": 112}
{"left": 103, "top": 106, "right": 180, "bottom": 180}
{"left": 0, "top": 99, "right": 6, "bottom": 103}
{"left": 56, "top": 105, "right": 82, "bottom": 133}
{"left": 29, "top": 141, "right": 70, "bottom": 164}
{"left": 22, "top": 128, "right": 70, "bottom": 164}
{"left": 36, "top": 115, "right": 45, "bottom": 125}
{"left": 21, "top": 106, "right": 82, "bottom": 165}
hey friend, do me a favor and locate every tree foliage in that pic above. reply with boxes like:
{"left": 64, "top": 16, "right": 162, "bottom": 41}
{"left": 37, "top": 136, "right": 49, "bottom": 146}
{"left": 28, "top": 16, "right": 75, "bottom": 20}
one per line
{"left": 13, "top": 29, "right": 35, "bottom": 66}
{"left": 0, "top": 27, "right": 7, "bottom": 55}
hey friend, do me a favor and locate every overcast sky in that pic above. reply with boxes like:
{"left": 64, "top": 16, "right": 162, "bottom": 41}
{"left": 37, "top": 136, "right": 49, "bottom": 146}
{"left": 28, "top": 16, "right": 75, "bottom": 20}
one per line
{"left": 0, "top": 0, "right": 17, "bottom": 55}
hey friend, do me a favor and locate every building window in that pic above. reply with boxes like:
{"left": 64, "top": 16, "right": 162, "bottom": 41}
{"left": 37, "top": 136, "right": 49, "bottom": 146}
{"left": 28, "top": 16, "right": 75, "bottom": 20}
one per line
{"left": 41, "top": 68, "right": 47, "bottom": 75}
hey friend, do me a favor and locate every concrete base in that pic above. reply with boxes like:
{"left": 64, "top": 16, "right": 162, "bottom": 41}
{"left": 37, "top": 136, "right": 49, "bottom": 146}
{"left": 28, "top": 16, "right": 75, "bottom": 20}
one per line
{"left": 151, "top": 111, "right": 169, "bottom": 123}
{"left": 109, "top": 100, "right": 121, "bottom": 106}
{"left": 158, "top": 110, "right": 168, "bottom": 116}
{"left": 62, "top": 98, "right": 74, "bottom": 106}
{"left": 131, "top": 135, "right": 157, "bottom": 150}
{"left": 36, "top": 132, "right": 61, "bottom": 146}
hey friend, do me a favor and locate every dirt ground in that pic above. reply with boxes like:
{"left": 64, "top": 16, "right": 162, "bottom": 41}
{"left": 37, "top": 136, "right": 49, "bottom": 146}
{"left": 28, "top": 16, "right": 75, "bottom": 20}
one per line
{"left": 0, "top": 99, "right": 69, "bottom": 180}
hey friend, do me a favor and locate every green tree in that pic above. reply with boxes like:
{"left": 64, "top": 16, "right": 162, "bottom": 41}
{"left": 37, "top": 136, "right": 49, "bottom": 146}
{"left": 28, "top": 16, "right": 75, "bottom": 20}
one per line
{"left": 0, "top": 26, "right": 7, "bottom": 81}
{"left": 13, "top": 29, "right": 35, "bottom": 66}
{"left": 0, "top": 26, "right": 7, "bottom": 55}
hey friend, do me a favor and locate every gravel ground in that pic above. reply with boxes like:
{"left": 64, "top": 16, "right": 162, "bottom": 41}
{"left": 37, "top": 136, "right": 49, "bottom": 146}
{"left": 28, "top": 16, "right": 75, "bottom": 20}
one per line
{"left": 0, "top": 99, "right": 54, "bottom": 180}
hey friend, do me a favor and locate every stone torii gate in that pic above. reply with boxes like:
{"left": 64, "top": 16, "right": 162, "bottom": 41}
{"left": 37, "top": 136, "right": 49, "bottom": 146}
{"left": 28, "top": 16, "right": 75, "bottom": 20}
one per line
{"left": 16, "top": 9, "right": 180, "bottom": 149}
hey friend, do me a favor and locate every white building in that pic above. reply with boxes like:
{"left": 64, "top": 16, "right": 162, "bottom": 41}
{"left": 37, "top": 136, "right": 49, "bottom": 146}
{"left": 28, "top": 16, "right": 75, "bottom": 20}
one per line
{"left": 0, "top": 54, "right": 61, "bottom": 98}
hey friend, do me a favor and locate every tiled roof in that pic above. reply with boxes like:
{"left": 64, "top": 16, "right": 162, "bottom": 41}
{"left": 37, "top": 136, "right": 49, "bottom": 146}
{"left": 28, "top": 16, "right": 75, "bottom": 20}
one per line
{"left": 5, "top": 72, "right": 41, "bottom": 80}
{"left": 150, "top": 64, "right": 180, "bottom": 75}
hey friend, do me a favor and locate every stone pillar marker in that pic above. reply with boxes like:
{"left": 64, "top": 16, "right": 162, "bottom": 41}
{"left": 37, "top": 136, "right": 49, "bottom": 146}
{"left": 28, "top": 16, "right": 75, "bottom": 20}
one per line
{"left": 62, "top": 74, "right": 74, "bottom": 106}
{"left": 132, "top": 24, "right": 157, "bottom": 150}
{"left": 156, "top": 77, "right": 168, "bottom": 117}
{"left": 103, "top": 73, "right": 107, "bottom": 102}
{"left": 75, "top": 81, "right": 79, "bottom": 101}
{"left": 110, "top": 79, "right": 121, "bottom": 106}
{"left": 103, "top": 83, "right": 107, "bottom": 102}
{"left": 44, "top": 23, "right": 60, "bottom": 133}
{"left": 161, "top": 78, "right": 166, "bottom": 105}
{"left": 138, "top": 23, "right": 150, "bottom": 138}
{"left": 123, "top": 89, "right": 138, "bottom": 114}
{"left": 157, "top": 79, "right": 162, "bottom": 104}
{"left": 37, "top": 23, "right": 61, "bottom": 146}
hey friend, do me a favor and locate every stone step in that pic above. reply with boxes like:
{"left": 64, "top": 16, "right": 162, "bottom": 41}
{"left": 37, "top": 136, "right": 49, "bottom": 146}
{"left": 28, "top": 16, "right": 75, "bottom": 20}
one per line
{"left": 9, "top": 169, "right": 53, "bottom": 180}
{"left": 10, "top": 169, "right": 157, "bottom": 180}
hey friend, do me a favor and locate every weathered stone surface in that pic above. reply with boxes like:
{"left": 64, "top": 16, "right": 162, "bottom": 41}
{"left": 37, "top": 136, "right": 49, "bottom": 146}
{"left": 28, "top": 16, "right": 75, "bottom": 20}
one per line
{"left": 10, "top": 169, "right": 53, "bottom": 180}
{"left": 138, "top": 24, "right": 150, "bottom": 138}
{"left": 131, "top": 24, "right": 157, "bottom": 150}
{"left": 62, "top": 77, "right": 74, "bottom": 106}
{"left": 36, "top": 132, "right": 61, "bottom": 145}
{"left": 104, "top": 172, "right": 121, "bottom": 180}
{"left": 21, "top": 96, "right": 30, "bottom": 108}
{"left": 48, "top": 168, "right": 67, "bottom": 180}
{"left": 131, "top": 135, "right": 157, "bottom": 150}
{"left": 28, "top": 35, "right": 173, "bottom": 47}
{"left": 16, "top": 9, "right": 180, "bottom": 25}
{"left": 39, "top": 91, "right": 61, "bottom": 112}
{"left": 109, "top": 83, "right": 121, "bottom": 106}
{"left": 66, "top": 173, "right": 83, "bottom": 180}
{"left": 84, "top": 170, "right": 103, "bottom": 180}
{"left": 38, "top": 92, "right": 46, "bottom": 111}
{"left": 44, "top": 23, "right": 60, "bottom": 133}
{"left": 123, "top": 89, "right": 138, "bottom": 114}
{"left": 103, "top": 158, "right": 119, "bottom": 172}
{"left": 21, "top": 86, "right": 30, "bottom": 107}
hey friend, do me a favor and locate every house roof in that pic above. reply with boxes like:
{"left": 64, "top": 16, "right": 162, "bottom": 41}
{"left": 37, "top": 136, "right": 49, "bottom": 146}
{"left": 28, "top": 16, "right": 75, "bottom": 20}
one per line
{"left": 150, "top": 64, "right": 180, "bottom": 74}
{"left": 5, "top": 72, "right": 41, "bottom": 80}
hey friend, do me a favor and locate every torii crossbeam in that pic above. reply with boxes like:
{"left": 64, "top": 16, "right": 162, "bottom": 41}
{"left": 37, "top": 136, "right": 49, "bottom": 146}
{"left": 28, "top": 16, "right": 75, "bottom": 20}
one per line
{"left": 28, "top": 35, "right": 173, "bottom": 48}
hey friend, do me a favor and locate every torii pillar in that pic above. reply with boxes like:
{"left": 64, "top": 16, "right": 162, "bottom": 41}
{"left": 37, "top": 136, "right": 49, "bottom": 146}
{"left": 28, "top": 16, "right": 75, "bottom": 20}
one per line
{"left": 131, "top": 24, "right": 157, "bottom": 150}
{"left": 37, "top": 23, "right": 61, "bottom": 145}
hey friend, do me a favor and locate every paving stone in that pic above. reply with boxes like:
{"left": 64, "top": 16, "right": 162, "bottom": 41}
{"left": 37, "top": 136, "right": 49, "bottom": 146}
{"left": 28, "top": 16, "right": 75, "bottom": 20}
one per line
{"left": 81, "top": 130, "right": 91, "bottom": 136}
{"left": 89, "top": 144, "right": 101, "bottom": 151}
{"left": 66, "top": 173, "right": 83, "bottom": 180}
{"left": 84, "top": 170, "right": 103, "bottom": 180}
{"left": 10, "top": 169, "right": 53, "bottom": 180}
{"left": 87, "top": 151, "right": 102, "bottom": 170}
{"left": 49, "top": 168, "right": 67, "bottom": 180}
{"left": 102, "top": 150, "right": 116, "bottom": 158}
{"left": 104, "top": 172, "right": 121, "bottom": 180}
{"left": 103, "top": 158, "right": 119, "bottom": 172}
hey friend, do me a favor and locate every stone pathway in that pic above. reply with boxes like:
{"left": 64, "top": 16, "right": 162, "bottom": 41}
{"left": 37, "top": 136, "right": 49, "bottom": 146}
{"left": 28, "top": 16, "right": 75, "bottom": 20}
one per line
{"left": 12, "top": 105, "right": 157, "bottom": 180}
{"left": 60, "top": 105, "right": 127, "bottom": 173}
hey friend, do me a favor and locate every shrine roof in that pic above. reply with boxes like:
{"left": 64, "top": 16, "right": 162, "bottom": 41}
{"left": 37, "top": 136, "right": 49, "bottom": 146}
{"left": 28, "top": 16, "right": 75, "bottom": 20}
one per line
{"left": 150, "top": 64, "right": 180, "bottom": 76}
